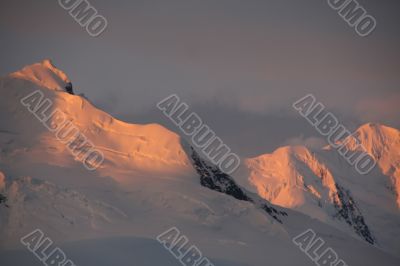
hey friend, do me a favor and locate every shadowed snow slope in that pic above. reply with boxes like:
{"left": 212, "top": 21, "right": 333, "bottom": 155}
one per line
{"left": 0, "top": 60, "right": 399, "bottom": 266}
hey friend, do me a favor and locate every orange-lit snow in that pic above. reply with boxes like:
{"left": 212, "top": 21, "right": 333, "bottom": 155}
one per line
{"left": 1, "top": 60, "right": 194, "bottom": 182}
{"left": 0, "top": 61, "right": 399, "bottom": 265}
{"left": 243, "top": 123, "right": 400, "bottom": 255}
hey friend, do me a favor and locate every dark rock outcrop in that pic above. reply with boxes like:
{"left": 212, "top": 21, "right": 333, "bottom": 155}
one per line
{"left": 65, "top": 82, "right": 74, "bottom": 95}
{"left": 333, "top": 184, "right": 375, "bottom": 244}
{"left": 190, "top": 147, "right": 287, "bottom": 223}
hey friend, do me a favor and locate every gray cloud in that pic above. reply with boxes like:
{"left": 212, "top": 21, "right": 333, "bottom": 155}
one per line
{"left": 0, "top": 0, "right": 399, "bottom": 157}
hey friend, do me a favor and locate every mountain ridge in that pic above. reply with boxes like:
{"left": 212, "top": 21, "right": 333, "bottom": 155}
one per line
{"left": 0, "top": 60, "right": 399, "bottom": 265}
{"left": 243, "top": 121, "right": 400, "bottom": 255}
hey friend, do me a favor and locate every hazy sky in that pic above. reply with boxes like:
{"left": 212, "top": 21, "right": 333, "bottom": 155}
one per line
{"left": 1, "top": 0, "right": 399, "bottom": 157}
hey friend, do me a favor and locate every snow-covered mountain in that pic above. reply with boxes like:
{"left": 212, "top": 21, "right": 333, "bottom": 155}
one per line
{"left": 0, "top": 60, "right": 399, "bottom": 266}
{"left": 242, "top": 123, "right": 400, "bottom": 256}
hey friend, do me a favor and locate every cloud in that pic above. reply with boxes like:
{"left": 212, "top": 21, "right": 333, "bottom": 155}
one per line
{"left": 283, "top": 136, "right": 327, "bottom": 150}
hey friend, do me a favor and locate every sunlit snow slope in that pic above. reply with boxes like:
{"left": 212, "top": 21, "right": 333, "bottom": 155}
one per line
{"left": 244, "top": 124, "right": 400, "bottom": 256}
{"left": 0, "top": 60, "right": 399, "bottom": 266}
{"left": 0, "top": 60, "right": 193, "bottom": 181}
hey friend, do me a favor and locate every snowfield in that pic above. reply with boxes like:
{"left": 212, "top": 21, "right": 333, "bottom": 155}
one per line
{"left": 0, "top": 60, "right": 399, "bottom": 266}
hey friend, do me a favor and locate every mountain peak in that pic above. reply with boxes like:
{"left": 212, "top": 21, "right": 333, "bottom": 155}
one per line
{"left": 343, "top": 123, "right": 399, "bottom": 161}
{"left": 1, "top": 61, "right": 193, "bottom": 180}
{"left": 8, "top": 59, "right": 70, "bottom": 92}
{"left": 40, "top": 58, "right": 56, "bottom": 68}
{"left": 355, "top": 122, "right": 398, "bottom": 136}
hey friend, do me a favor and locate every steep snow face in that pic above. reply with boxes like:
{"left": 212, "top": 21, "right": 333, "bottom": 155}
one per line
{"left": 246, "top": 146, "right": 338, "bottom": 210}
{"left": 245, "top": 146, "right": 375, "bottom": 244}
{"left": 340, "top": 123, "right": 400, "bottom": 207}
{"left": 0, "top": 60, "right": 194, "bottom": 182}
{"left": 244, "top": 124, "right": 400, "bottom": 256}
